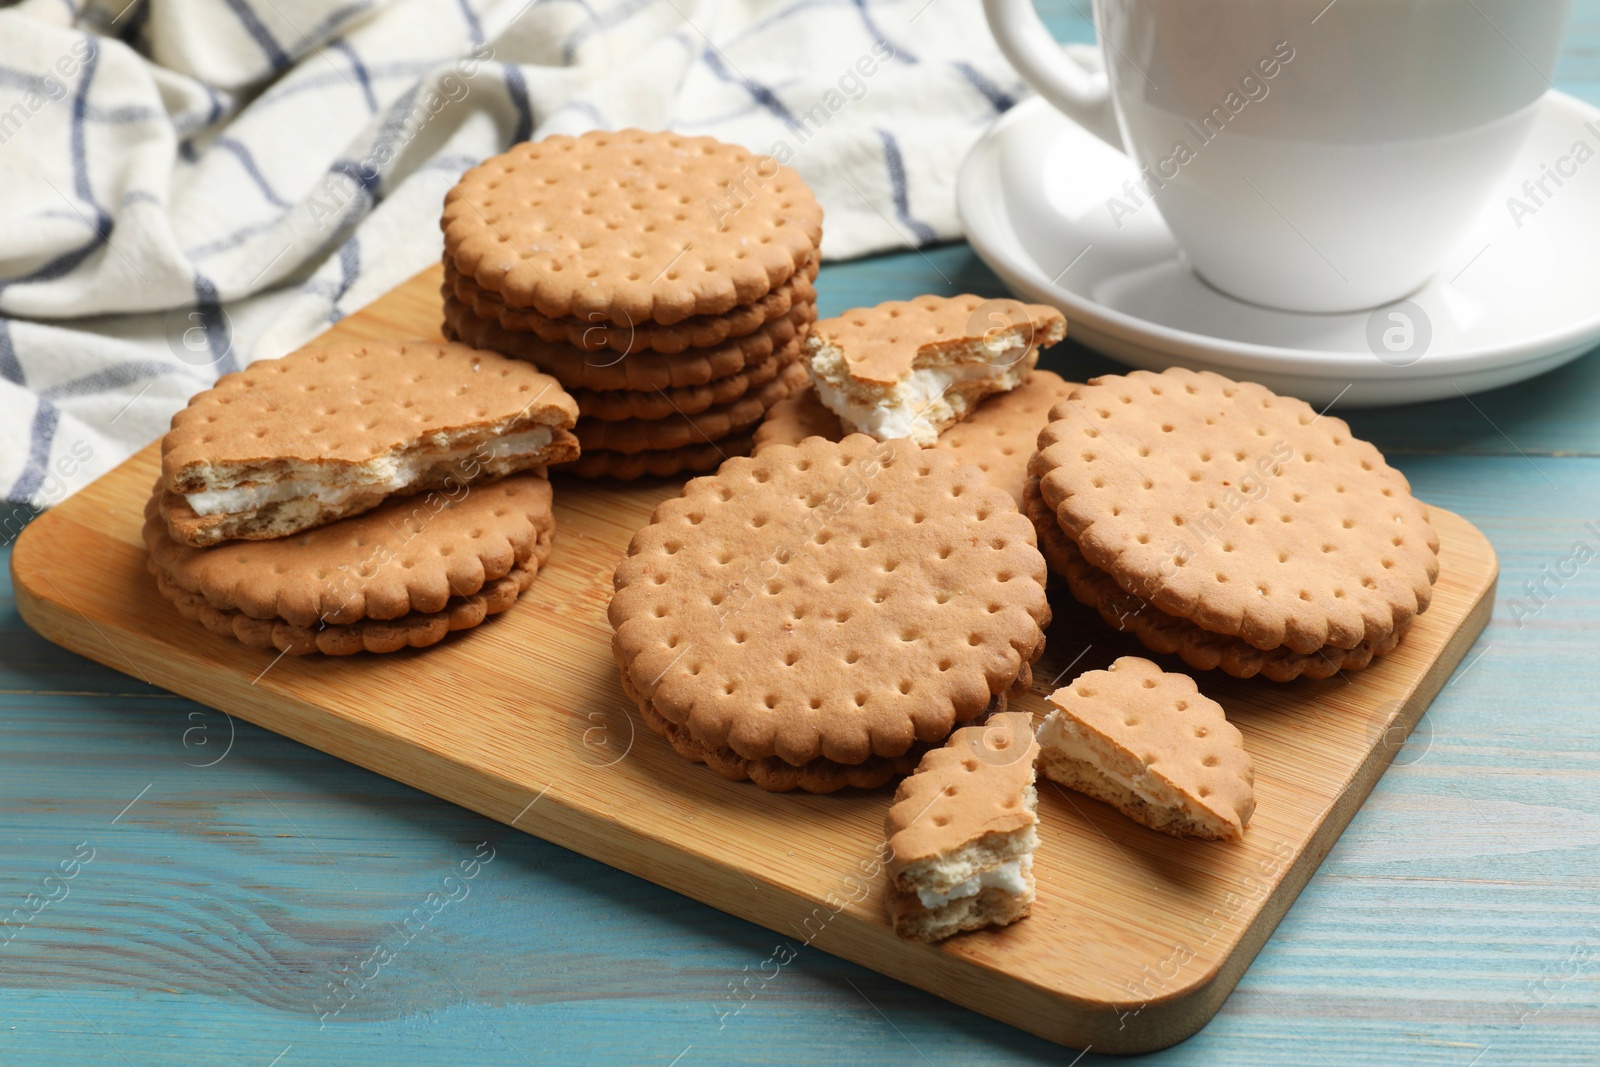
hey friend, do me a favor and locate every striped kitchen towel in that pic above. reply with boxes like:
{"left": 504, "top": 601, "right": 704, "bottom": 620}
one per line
{"left": 0, "top": 0, "right": 1029, "bottom": 515}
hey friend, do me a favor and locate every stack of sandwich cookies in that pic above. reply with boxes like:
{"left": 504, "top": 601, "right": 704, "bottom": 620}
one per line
{"left": 609, "top": 435, "right": 1052, "bottom": 792}
{"left": 1037, "top": 657, "right": 1254, "bottom": 841}
{"left": 884, "top": 711, "right": 1040, "bottom": 942}
{"left": 1028, "top": 368, "right": 1440, "bottom": 681}
{"left": 1023, "top": 476, "right": 1406, "bottom": 680}
{"left": 440, "top": 129, "right": 823, "bottom": 479}
{"left": 802, "top": 295, "right": 1065, "bottom": 446}
{"left": 147, "top": 473, "right": 556, "bottom": 655}
{"left": 149, "top": 340, "right": 578, "bottom": 653}
{"left": 160, "top": 340, "right": 578, "bottom": 547}
{"left": 757, "top": 370, "right": 1076, "bottom": 508}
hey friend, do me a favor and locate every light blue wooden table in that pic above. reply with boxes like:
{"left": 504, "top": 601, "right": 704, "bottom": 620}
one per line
{"left": 5, "top": 7, "right": 1600, "bottom": 1064}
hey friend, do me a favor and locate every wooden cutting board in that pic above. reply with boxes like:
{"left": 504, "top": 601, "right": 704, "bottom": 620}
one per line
{"left": 10, "top": 264, "right": 1498, "bottom": 1055}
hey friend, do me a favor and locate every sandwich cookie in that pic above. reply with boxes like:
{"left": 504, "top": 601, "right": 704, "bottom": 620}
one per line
{"left": 146, "top": 472, "right": 556, "bottom": 655}
{"left": 804, "top": 295, "right": 1065, "bottom": 446}
{"left": 1031, "top": 368, "right": 1439, "bottom": 664}
{"left": 442, "top": 129, "right": 823, "bottom": 325}
{"left": 884, "top": 711, "right": 1040, "bottom": 942}
{"left": 1023, "top": 475, "right": 1407, "bottom": 681}
{"left": 159, "top": 340, "right": 578, "bottom": 548}
{"left": 609, "top": 435, "right": 1052, "bottom": 791}
{"left": 1038, "top": 657, "right": 1254, "bottom": 841}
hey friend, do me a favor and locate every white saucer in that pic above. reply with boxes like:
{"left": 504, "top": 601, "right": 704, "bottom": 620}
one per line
{"left": 958, "top": 92, "right": 1600, "bottom": 406}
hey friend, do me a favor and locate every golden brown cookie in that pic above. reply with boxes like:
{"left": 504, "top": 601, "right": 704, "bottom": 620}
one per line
{"left": 885, "top": 710, "right": 1039, "bottom": 941}
{"left": 1038, "top": 656, "right": 1255, "bottom": 841}
{"left": 160, "top": 340, "right": 578, "bottom": 547}
{"left": 146, "top": 472, "right": 555, "bottom": 633}
{"left": 574, "top": 361, "right": 807, "bottom": 454}
{"left": 556, "top": 435, "right": 755, "bottom": 481}
{"left": 445, "top": 254, "right": 819, "bottom": 355}
{"left": 1023, "top": 476, "right": 1404, "bottom": 681}
{"left": 805, "top": 295, "right": 1066, "bottom": 445}
{"left": 1031, "top": 368, "right": 1439, "bottom": 654}
{"left": 620, "top": 666, "right": 938, "bottom": 792}
{"left": 442, "top": 129, "right": 823, "bottom": 325}
{"left": 442, "top": 291, "right": 814, "bottom": 392}
{"left": 154, "top": 543, "right": 547, "bottom": 655}
{"left": 609, "top": 435, "right": 1051, "bottom": 790}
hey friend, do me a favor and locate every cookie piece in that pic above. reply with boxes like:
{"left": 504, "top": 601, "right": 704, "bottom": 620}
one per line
{"left": 1023, "top": 476, "right": 1404, "bottom": 681}
{"left": 757, "top": 372, "right": 1076, "bottom": 509}
{"left": 805, "top": 295, "right": 1065, "bottom": 446}
{"left": 442, "top": 129, "right": 823, "bottom": 325}
{"left": 160, "top": 340, "right": 578, "bottom": 548}
{"left": 557, "top": 435, "right": 755, "bottom": 481}
{"left": 443, "top": 289, "right": 815, "bottom": 392}
{"left": 885, "top": 711, "right": 1040, "bottom": 942}
{"left": 1032, "top": 368, "right": 1440, "bottom": 654}
{"left": 446, "top": 254, "right": 819, "bottom": 355}
{"left": 146, "top": 472, "right": 555, "bottom": 630}
{"left": 609, "top": 435, "right": 1051, "bottom": 790}
{"left": 569, "top": 337, "right": 802, "bottom": 422}
{"left": 1037, "top": 657, "right": 1255, "bottom": 841}
{"left": 574, "top": 361, "right": 807, "bottom": 454}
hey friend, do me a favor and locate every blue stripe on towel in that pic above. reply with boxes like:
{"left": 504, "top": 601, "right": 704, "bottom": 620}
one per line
{"left": 700, "top": 46, "right": 799, "bottom": 133}
{"left": 332, "top": 40, "right": 379, "bottom": 113}
{"left": 876, "top": 128, "right": 937, "bottom": 245}
{"left": 215, "top": 137, "right": 293, "bottom": 209}
{"left": 7, "top": 398, "right": 60, "bottom": 504}
{"left": 193, "top": 274, "right": 239, "bottom": 374}
{"left": 952, "top": 61, "right": 1015, "bottom": 111}
{"left": 0, "top": 318, "right": 23, "bottom": 385}
{"left": 504, "top": 66, "right": 533, "bottom": 145}
{"left": 220, "top": 0, "right": 292, "bottom": 71}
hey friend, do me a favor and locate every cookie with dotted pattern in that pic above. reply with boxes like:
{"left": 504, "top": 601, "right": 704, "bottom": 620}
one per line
{"left": 1030, "top": 368, "right": 1439, "bottom": 655}
{"left": 146, "top": 472, "right": 555, "bottom": 650}
{"left": 1023, "top": 475, "right": 1406, "bottom": 681}
{"left": 1037, "top": 656, "right": 1255, "bottom": 841}
{"left": 884, "top": 711, "right": 1040, "bottom": 941}
{"left": 159, "top": 340, "right": 577, "bottom": 548}
{"left": 608, "top": 435, "right": 1051, "bottom": 791}
{"left": 442, "top": 129, "right": 822, "bottom": 325}
{"left": 444, "top": 254, "right": 819, "bottom": 355}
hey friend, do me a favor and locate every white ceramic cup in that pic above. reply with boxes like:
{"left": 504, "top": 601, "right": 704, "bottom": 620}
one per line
{"left": 985, "top": 0, "right": 1571, "bottom": 313}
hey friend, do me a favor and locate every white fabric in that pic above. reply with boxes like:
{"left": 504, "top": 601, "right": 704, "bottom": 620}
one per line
{"left": 0, "top": 0, "right": 1028, "bottom": 510}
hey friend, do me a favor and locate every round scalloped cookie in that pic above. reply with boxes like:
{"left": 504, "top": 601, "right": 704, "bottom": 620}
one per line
{"left": 1030, "top": 367, "right": 1439, "bottom": 654}
{"left": 145, "top": 473, "right": 555, "bottom": 628}
{"left": 1023, "top": 476, "right": 1404, "bottom": 681}
{"left": 609, "top": 435, "right": 1051, "bottom": 784}
{"left": 442, "top": 130, "right": 822, "bottom": 325}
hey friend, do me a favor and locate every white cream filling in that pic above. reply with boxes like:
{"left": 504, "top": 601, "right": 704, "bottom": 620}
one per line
{"left": 916, "top": 855, "right": 1032, "bottom": 909}
{"left": 184, "top": 427, "right": 554, "bottom": 516}
{"left": 811, "top": 338, "right": 1030, "bottom": 443}
{"left": 1038, "top": 710, "right": 1169, "bottom": 810}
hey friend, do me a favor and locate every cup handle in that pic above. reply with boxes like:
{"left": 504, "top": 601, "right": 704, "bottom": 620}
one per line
{"left": 984, "top": 0, "right": 1123, "bottom": 149}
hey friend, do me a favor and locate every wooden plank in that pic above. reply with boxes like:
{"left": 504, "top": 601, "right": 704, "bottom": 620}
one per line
{"left": 9, "top": 265, "right": 1498, "bottom": 1054}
